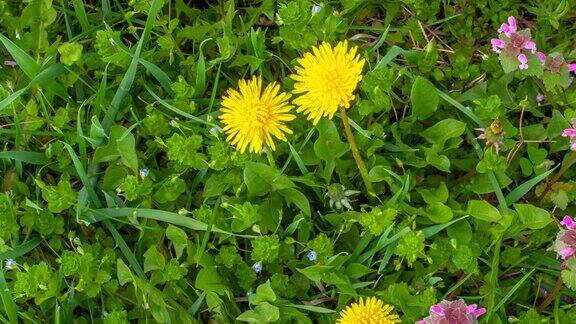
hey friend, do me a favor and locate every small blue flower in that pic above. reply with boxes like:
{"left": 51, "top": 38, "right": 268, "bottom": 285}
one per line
{"left": 139, "top": 168, "right": 150, "bottom": 178}
{"left": 252, "top": 262, "right": 262, "bottom": 274}
{"left": 307, "top": 250, "right": 317, "bottom": 262}
{"left": 209, "top": 127, "right": 221, "bottom": 136}
{"left": 312, "top": 4, "right": 321, "bottom": 14}
{"left": 5, "top": 259, "right": 15, "bottom": 270}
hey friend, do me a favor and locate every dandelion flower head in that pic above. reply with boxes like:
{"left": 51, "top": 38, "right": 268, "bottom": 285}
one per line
{"left": 336, "top": 297, "right": 401, "bottom": 324}
{"left": 219, "top": 76, "right": 295, "bottom": 153}
{"left": 291, "top": 41, "right": 365, "bottom": 125}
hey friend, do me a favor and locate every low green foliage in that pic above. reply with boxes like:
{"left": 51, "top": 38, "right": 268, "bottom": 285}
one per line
{"left": 1, "top": 0, "right": 576, "bottom": 323}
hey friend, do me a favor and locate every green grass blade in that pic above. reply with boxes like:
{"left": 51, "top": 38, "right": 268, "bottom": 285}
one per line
{"left": 0, "top": 236, "right": 42, "bottom": 260}
{"left": 102, "top": 221, "right": 145, "bottom": 278}
{"left": 145, "top": 84, "right": 217, "bottom": 127}
{"left": 285, "top": 304, "right": 335, "bottom": 314}
{"left": 286, "top": 142, "right": 309, "bottom": 174}
{"left": 493, "top": 268, "right": 536, "bottom": 314}
{"left": 83, "top": 208, "right": 256, "bottom": 238}
{"left": 107, "top": 35, "right": 173, "bottom": 94}
{"left": 0, "top": 151, "right": 47, "bottom": 165}
{"left": 0, "top": 35, "right": 69, "bottom": 99}
{"left": 442, "top": 272, "right": 474, "bottom": 299}
{"left": 0, "top": 268, "right": 18, "bottom": 324}
{"left": 62, "top": 143, "right": 101, "bottom": 205}
{"left": 102, "top": 0, "right": 164, "bottom": 132}
{"left": 101, "top": 0, "right": 111, "bottom": 19}
{"left": 437, "top": 90, "right": 486, "bottom": 127}
{"left": 71, "top": 0, "right": 90, "bottom": 32}
{"left": 0, "top": 34, "right": 40, "bottom": 77}
{"left": 0, "top": 64, "right": 66, "bottom": 113}
{"left": 193, "top": 39, "right": 210, "bottom": 98}
{"left": 373, "top": 45, "right": 404, "bottom": 70}
{"left": 95, "top": 64, "right": 109, "bottom": 117}
{"left": 505, "top": 166, "right": 558, "bottom": 205}
{"left": 0, "top": 88, "right": 27, "bottom": 113}
{"left": 63, "top": 143, "right": 146, "bottom": 278}
{"left": 422, "top": 215, "right": 469, "bottom": 238}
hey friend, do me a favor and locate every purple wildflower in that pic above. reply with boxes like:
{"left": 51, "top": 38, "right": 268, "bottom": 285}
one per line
{"left": 417, "top": 299, "right": 486, "bottom": 324}
{"left": 536, "top": 93, "right": 545, "bottom": 105}
{"left": 497, "top": 16, "right": 517, "bottom": 37}
{"left": 491, "top": 16, "right": 539, "bottom": 71}
{"left": 554, "top": 215, "right": 576, "bottom": 260}
{"left": 538, "top": 52, "right": 547, "bottom": 64}
{"left": 4, "top": 60, "right": 17, "bottom": 68}
{"left": 491, "top": 39, "right": 506, "bottom": 53}
{"left": 569, "top": 63, "right": 576, "bottom": 73}
{"left": 518, "top": 53, "right": 528, "bottom": 70}
{"left": 562, "top": 122, "right": 576, "bottom": 151}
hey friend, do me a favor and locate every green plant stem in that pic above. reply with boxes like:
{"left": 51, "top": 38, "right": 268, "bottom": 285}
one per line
{"left": 538, "top": 151, "right": 576, "bottom": 204}
{"left": 538, "top": 274, "right": 563, "bottom": 312}
{"left": 265, "top": 149, "right": 277, "bottom": 168}
{"left": 339, "top": 106, "right": 375, "bottom": 200}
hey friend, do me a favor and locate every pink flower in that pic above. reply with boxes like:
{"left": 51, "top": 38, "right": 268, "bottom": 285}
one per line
{"left": 561, "top": 216, "right": 576, "bottom": 230}
{"left": 538, "top": 52, "right": 546, "bottom": 64}
{"left": 498, "top": 16, "right": 517, "bottom": 37}
{"left": 569, "top": 63, "right": 576, "bottom": 73}
{"left": 518, "top": 53, "right": 529, "bottom": 70}
{"left": 555, "top": 215, "right": 576, "bottom": 260}
{"left": 491, "top": 38, "right": 506, "bottom": 53}
{"left": 418, "top": 299, "right": 486, "bottom": 324}
{"left": 3, "top": 60, "right": 17, "bottom": 67}
{"left": 562, "top": 125, "right": 576, "bottom": 151}
{"left": 536, "top": 93, "right": 545, "bottom": 105}
{"left": 560, "top": 247, "right": 575, "bottom": 260}
{"left": 523, "top": 40, "right": 536, "bottom": 53}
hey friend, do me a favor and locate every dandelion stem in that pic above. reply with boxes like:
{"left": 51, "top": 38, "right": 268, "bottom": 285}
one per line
{"left": 538, "top": 151, "right": 576, "bottom": 204}
{"left": 339, "top": 106, "right": 375, "bottom": 200}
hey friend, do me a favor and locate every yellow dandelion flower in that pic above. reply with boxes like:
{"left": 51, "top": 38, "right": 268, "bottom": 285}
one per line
{"left": 219, "top": 76, "right": 295, "bottom": 154}
{"left": 337, "top": 297, "right": 401, "bottom": 324}
{"left": 291, "top": 41, "right": 365, "bottom": 125}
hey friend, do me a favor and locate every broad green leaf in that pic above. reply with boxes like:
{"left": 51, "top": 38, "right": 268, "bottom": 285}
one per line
{"left": 279, "top": 188, "right": 310, "bottom": 217}
{"left": 143, "top": 246, "right": 165, "bottom": 273}
{"left": 467, "top": 200, "right": 501, "bottom": 222}
{"left": 195, "top": 267, "right": 229, "bottom": 295}
{"left": 296, "top": 265, "right": 333, "bottom": 282}
{"left": 411, "top": 76, "right": 439, "bottom": 120}
{"left": 313, "top": 119, "right": 348, "bottom": 161}
{"left": 513, "top": 204, "right": 551, "bottom": 230}
{"left": 117, "top": 259, "right": 133, "bottom": 285}
{"left": 254, "top": 280, "right": 276, "bottom": 305}
{"left": 243, "top": 162, "right": 295, "bottom": 197}
{"left": 166, "top": 225, "right": 188, "bottom": 259}
{"left": 421, "top": 119, "right": 466, "bottom": 149}
{"left": 418, "top": 182, "right": 449, "bottom": 204}
{"left": 425, "top": 202, "right": 454, "bottom": 223}
{"left": 562, "top": 270, "right": 576, "bottom": 291}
